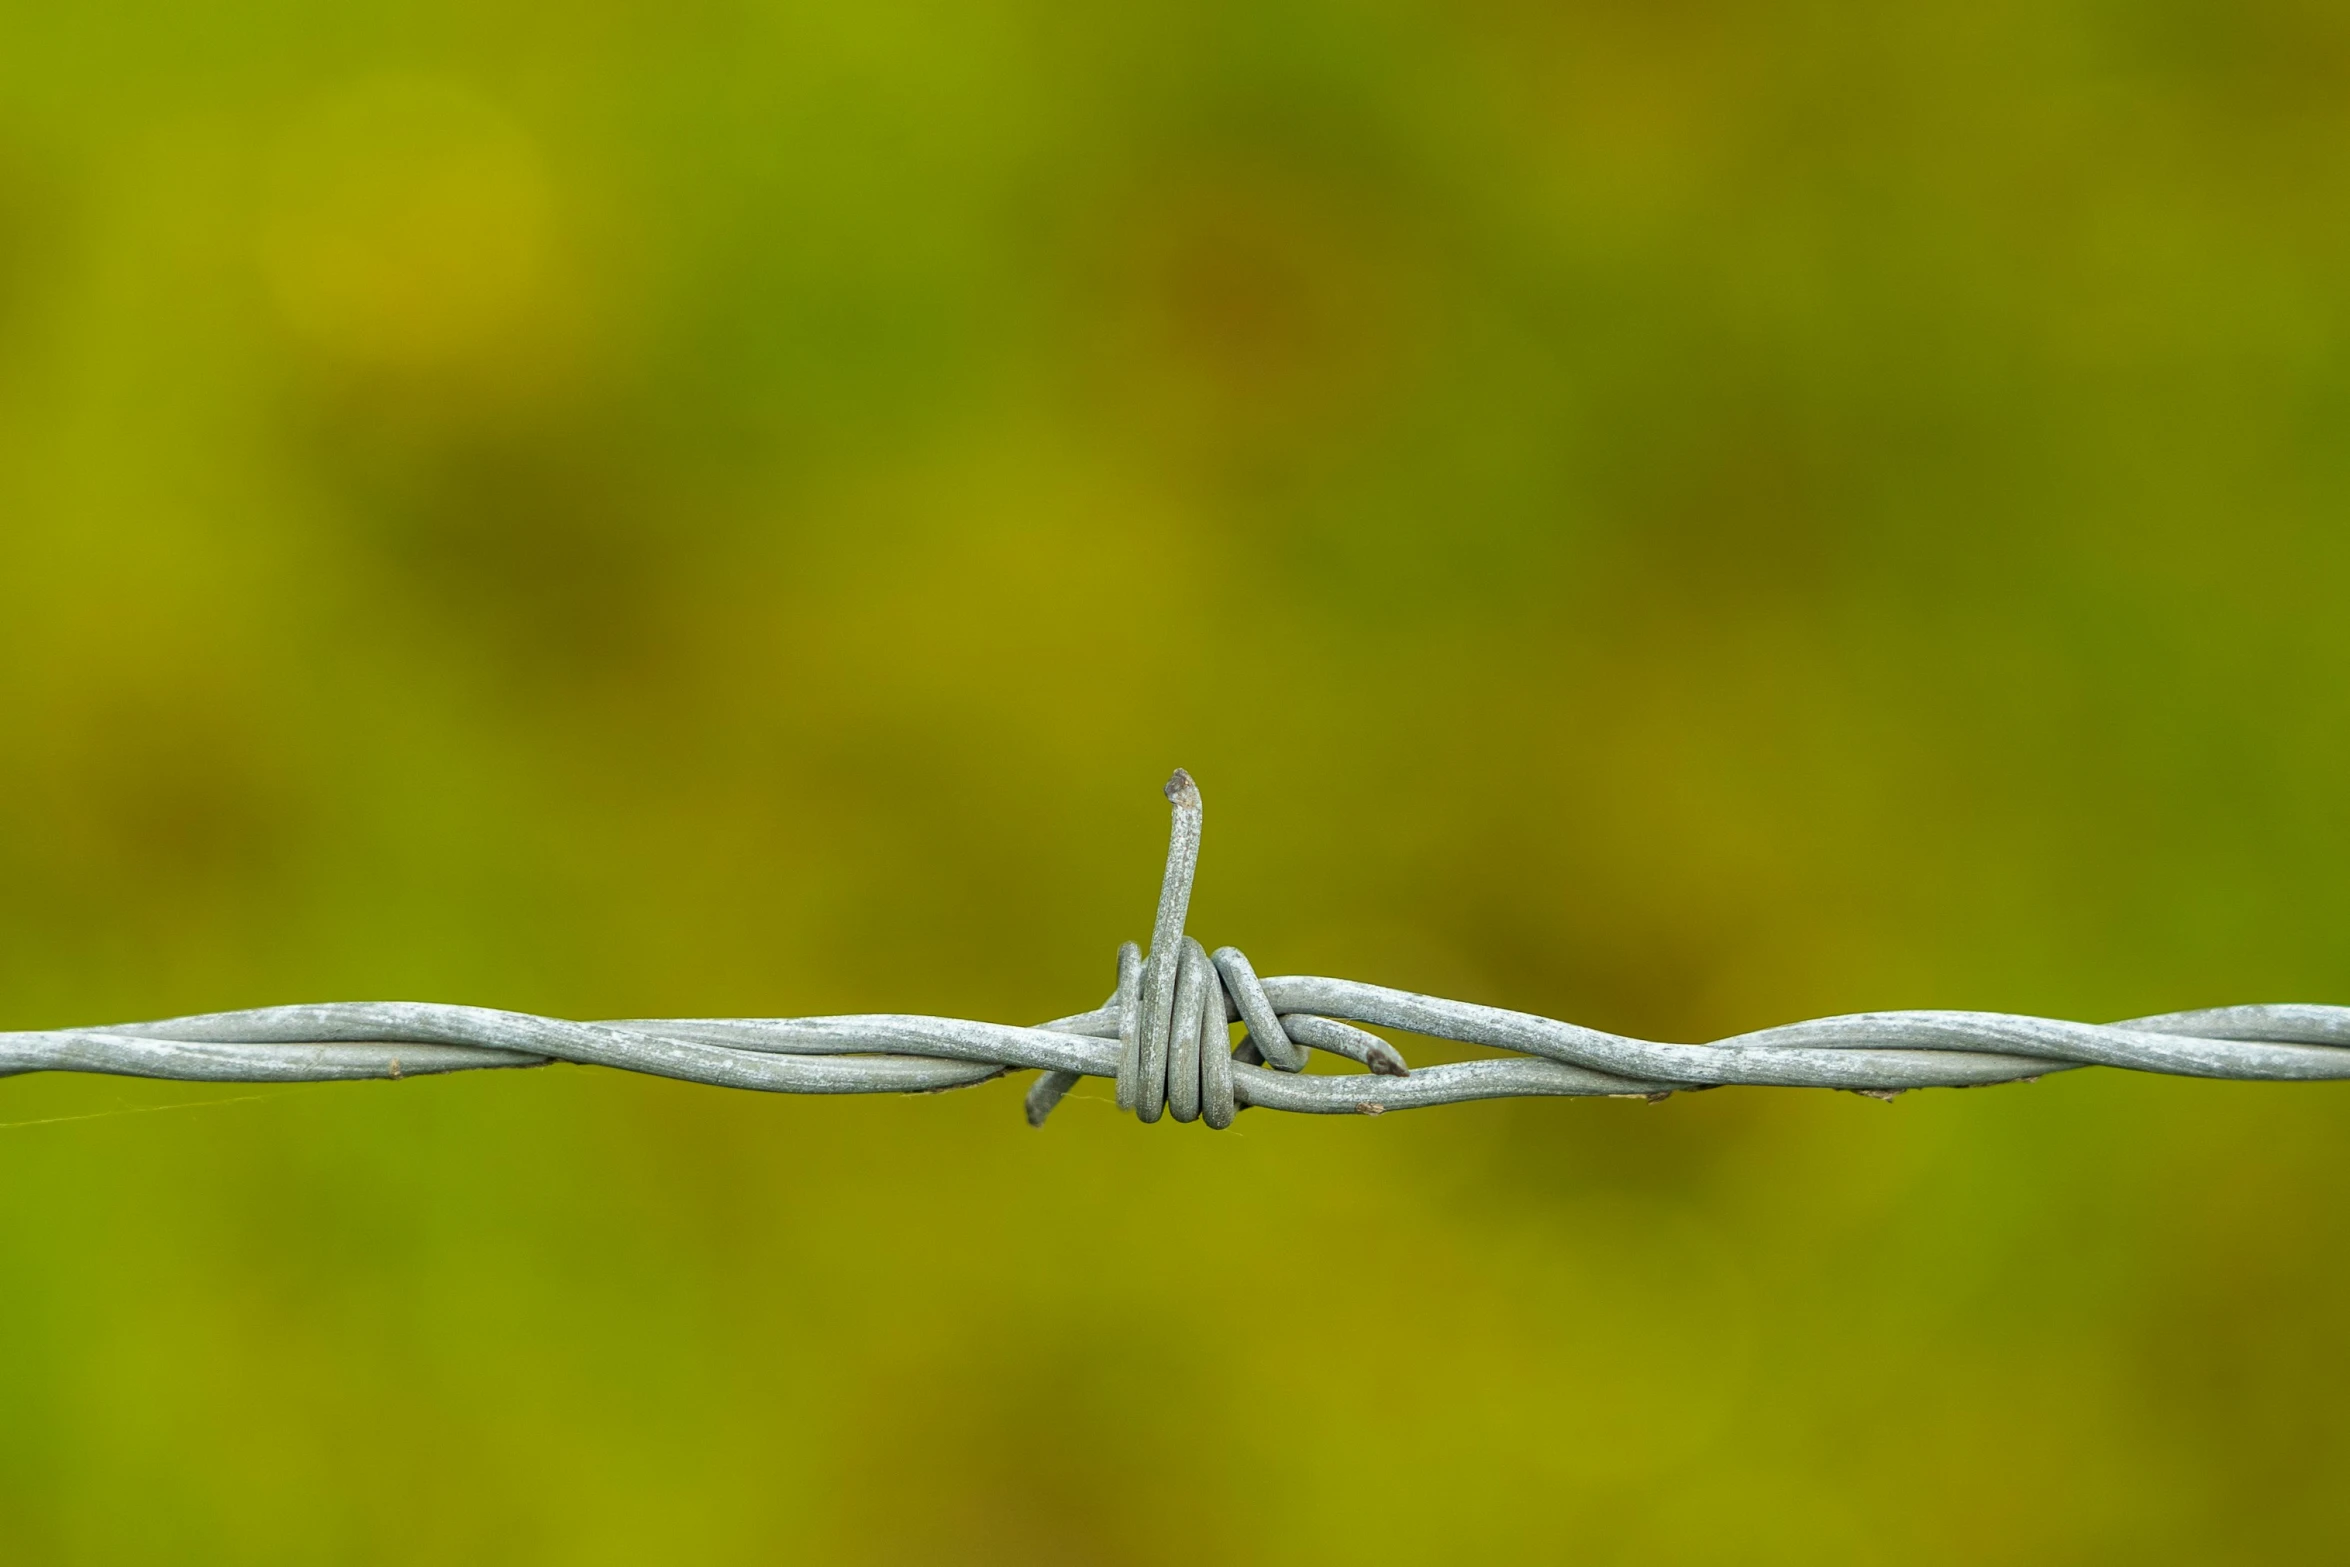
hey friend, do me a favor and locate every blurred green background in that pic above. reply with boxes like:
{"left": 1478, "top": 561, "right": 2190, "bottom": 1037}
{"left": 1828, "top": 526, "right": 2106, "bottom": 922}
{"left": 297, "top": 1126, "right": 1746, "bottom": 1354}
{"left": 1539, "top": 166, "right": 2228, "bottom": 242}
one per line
{"left": 5, "top": 1, "right": 2350, "bottom": 1561}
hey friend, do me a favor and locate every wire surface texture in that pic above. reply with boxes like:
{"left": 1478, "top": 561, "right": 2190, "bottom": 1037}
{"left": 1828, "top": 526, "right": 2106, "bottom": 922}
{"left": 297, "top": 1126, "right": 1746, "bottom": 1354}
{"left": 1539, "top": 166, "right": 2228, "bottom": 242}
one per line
{"left": 8, "top": 771, "right": 2348, "bottom": 1128}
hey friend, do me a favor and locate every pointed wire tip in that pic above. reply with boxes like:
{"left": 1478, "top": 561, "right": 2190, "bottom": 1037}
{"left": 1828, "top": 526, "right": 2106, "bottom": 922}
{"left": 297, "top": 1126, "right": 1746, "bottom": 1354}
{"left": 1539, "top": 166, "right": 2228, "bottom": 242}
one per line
{"left": 1163, "top": 769, "right": 1201, "bottom": 809}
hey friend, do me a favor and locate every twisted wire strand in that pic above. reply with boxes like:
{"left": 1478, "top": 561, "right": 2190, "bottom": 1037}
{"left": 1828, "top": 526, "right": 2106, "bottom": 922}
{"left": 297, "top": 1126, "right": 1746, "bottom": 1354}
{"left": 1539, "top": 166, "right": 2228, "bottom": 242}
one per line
{"left": 6, "top": 770, "right": 2350, "bottom": 1126}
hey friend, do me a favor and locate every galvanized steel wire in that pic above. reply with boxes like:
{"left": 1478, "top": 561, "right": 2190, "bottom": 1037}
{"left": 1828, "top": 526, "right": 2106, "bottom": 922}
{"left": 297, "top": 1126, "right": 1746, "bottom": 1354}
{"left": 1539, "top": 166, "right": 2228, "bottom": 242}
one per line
{"left": 8, "top": 770, "right": 2350, "bottom": 1127}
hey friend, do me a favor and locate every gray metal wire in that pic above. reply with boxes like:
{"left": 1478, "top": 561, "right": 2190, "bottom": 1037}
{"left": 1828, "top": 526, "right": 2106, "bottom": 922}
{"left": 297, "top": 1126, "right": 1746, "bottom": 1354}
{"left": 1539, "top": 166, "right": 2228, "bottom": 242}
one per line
{"left": 7, "top": 769, "right": 2349, "bottom": 1127}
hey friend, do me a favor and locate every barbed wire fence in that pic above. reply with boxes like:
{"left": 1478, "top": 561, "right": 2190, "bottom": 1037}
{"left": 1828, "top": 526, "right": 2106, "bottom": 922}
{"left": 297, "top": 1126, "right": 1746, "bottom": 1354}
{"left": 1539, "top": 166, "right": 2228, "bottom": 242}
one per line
{"left": 6, "top": 769, "right": 2348, "bottom": 1128}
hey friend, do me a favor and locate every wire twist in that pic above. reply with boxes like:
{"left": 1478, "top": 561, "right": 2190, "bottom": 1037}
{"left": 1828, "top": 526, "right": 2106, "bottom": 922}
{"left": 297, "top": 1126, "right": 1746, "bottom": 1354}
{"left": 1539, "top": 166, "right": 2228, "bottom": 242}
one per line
{"left": 7, "top": 769, "right": 2350, "bottom": 1126}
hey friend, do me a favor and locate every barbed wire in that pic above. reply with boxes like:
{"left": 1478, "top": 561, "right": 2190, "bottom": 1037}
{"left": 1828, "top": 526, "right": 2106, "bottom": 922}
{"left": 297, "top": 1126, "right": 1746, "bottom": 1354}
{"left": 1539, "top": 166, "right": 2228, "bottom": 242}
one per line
{"left": 6, "top": 769, "right": 2349, "bottom": 1128}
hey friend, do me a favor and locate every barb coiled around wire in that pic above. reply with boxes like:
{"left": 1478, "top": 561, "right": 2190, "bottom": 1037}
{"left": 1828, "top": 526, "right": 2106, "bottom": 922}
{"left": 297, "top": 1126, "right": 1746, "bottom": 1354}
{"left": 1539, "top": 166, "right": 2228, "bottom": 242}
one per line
{"left": 8, "top": 769, "right": 2350, "bottom": 1127}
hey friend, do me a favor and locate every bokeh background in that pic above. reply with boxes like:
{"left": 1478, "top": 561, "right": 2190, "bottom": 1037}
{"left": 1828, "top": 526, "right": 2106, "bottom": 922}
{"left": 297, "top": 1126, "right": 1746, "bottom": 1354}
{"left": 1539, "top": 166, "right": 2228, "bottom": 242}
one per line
{"left": 5, "top": 1, "right": 2350, "bottom": 1561}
